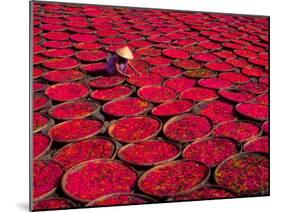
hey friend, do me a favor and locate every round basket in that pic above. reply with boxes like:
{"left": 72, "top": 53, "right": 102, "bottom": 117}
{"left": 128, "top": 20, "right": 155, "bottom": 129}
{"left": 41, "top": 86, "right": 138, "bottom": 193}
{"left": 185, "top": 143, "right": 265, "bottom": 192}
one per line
{"left": 33, "top": 80, "right": 48, "bottom": 93}
{"left": 214, "top": 152, "right": 269, "bottom": 196}
{"left": 138, "top": 160, "right": 211, "bottom": 198}
{"left": 33, "top": 160, "right": 64, "bottom": 202}
{"left": 43, "top": 57, "right": 80, "bottom": 70}
{"left": 48, "top": 118, "right": 105, "bottom": 143}
{"left": 151, "top": 99, "right": 194, "bottom": 117}
{"left": 33, "top": 133, "right": 53, "bottom": 160}
{"left": 33, "top": 113, "right": 54, "bottom": 133}
{"left": 90, "top": 85, "right": 135, "bottom": 102}
{"left": 213, "top": 120, "right": 263, "bottom": 143}
{"left": 45, "top": 82, "right": 90, "bottom": 102}
{"left": 218, "top": 88, "right": 256, "bottom": 103}
{"left": 243, "top": 136, "right": 269, "bottom": 153}
{"left": 88, "top": 75, "right": 125, "bottom": 89}
{"left": 61, "top": 159, "right": 139, "bottom": 203}
{"left": 33, "top": 94, "right": 51, "bottom": 112}
{"left": 183, "top": 68, "right": 217, "bottom": 79}
{"left": 52, "top": 136, "right": 121, "bottom": 170}
{"left": 126, "top": 73, "right": 163, "bottom": 87}
{"left": 75, "top": 50, "right": 108, "bottom": 62}
{"left": 236, "top": 103, "right": 269, "bottom": 121}
{"left": 182, "top": 136, "right": 241, "bottom": 167}
{"left": 193, "top": 100, "right": 237, "bottom": 124}
{"left": 48, "top": 99, "right": 100, "bottom": 120}
{"left": 102, "top": 97, "right": 152, "bottom": 117}
{"left": 179, "top": 87, "right": 219, "bottom": 102}
{"left": 108, "top": 115, "right": 162, "bottom": 143}
{"left": 118, "top": 139, "right": 182, "bottom": 166}
{"left": 43, "top": 70, "right": 85, "bottom": 83}
{"left": 137, "top": 85, "right": 178, "bottom": 104}
{"left": 163, "top": 114, "right": 214, "bottom": 143}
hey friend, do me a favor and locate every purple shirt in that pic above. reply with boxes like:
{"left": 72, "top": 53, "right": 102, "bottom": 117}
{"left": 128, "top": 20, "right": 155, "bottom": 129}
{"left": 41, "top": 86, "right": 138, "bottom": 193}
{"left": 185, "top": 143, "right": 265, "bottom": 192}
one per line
{"left": 106, "top": 54, "right": 128, "bottom": 75}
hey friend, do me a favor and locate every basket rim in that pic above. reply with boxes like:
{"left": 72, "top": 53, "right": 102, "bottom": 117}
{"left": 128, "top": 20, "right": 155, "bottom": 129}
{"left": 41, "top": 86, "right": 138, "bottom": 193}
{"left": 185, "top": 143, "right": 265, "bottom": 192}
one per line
{"left": 86, "top": 192, "right": 157, "bottom": 206}
{"left": 33, "top": 196, "right": 76, "bottom": 209}
{"left": 167, "top": 184, "right": 237, "bottom": 201}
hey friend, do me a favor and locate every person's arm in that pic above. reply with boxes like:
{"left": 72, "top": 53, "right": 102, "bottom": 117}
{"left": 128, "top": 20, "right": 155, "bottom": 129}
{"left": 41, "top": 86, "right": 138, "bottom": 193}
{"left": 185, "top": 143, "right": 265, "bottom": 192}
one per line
{"left": 116, "top": 61, "right": 129, "bottom": 76}
{"left": 115, "top": 62, "right": 121, "bottom": 72}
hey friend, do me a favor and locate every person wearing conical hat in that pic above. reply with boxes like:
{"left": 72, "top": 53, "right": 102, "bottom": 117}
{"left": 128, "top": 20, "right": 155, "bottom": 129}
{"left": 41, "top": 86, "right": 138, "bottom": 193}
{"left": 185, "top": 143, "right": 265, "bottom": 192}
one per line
{"left": 106, "top": 46, "right": 134, "bottom": 76}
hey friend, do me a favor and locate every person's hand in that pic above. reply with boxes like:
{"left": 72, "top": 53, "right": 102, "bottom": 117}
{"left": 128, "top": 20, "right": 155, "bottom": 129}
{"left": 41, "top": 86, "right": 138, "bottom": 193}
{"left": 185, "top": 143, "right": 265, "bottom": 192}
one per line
{"left": 115, "top": 63, "right": 120, "bottom": 72}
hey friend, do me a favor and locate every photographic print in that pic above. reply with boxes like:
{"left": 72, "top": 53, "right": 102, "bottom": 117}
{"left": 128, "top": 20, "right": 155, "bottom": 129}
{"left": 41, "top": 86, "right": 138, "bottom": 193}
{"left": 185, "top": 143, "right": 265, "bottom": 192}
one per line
{"left": 31, "top": 1, "right": 269, "bottom": 211}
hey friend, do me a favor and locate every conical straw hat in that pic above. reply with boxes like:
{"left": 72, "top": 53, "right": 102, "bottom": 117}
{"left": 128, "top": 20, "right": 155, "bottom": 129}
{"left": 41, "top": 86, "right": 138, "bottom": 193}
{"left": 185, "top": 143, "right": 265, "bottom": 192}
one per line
{"left": 115, "top": 46, "right": 134, "bottom": 59}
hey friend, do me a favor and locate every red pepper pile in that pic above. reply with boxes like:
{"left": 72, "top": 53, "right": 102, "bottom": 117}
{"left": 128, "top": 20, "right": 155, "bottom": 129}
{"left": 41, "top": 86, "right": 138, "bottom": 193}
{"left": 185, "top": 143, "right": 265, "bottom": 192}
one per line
{"left": 48, "top": 100, "right": 99, "bottom": 120}
{"left": 63, "top": 159, "right": 138, "bottom": 202}
{"left": 118, "top": 139, "right": 180, "bottom": 166}
{"left": 103, "top": 97, "right": 150, "bottom": 117}
{"left": 32, "top": 2, "right": 269, "bottom": 210}
{"left": 215, "top": 153, "right": 269, "bottom": 195}
{"left": 53, "top": 138, "right": 116, "bottom": 170}
{"left": 139, "top": 160, "right": 209, "bottom": 197}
